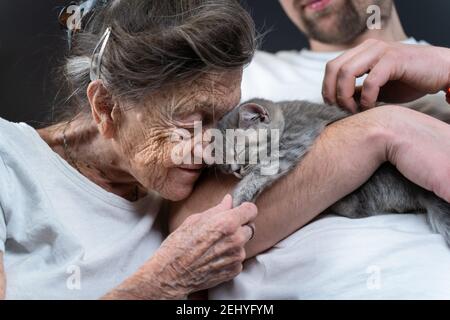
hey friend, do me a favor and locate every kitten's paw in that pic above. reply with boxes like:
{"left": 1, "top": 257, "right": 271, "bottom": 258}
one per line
{"left": 232, "top": 196, "right": 244, "bottom": 208}
{"left": 232, "top": 190, "right": 254, "bottom": 208}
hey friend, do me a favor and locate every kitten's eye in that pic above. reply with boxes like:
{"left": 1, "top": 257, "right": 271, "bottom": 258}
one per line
{"left": 173, "top": 113, "right": 204, "bottom": 132}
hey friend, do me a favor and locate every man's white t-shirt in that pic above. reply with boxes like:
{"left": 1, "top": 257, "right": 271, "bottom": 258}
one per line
{"left": 0, "top": 118, "right": 164, "bottom": 299}
{"left": 210, "top": 38, "right": 450, "bottom": 299}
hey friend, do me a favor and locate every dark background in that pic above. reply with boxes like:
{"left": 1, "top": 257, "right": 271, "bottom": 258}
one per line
{"left": 1, "top": 0, "right": 450, "bottom": 126}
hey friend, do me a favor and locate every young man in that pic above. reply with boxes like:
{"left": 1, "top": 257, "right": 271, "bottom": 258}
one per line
{"left": 242, "top": 0, "right": 449, "bottom": 117}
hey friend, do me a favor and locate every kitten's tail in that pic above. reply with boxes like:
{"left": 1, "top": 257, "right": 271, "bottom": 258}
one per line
{"left": 422, "top": 196, "right": 450, "bottom": 246}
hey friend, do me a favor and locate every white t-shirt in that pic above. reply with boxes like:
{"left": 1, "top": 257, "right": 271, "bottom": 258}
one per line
{"left": 0, "top": 118, "right": 164, "bottom": 299}
{"left": 210, "top": 39, "right": 450, "bottom": 299}
{"left": 241, "top": 38, "right": 450, "bottom": 121}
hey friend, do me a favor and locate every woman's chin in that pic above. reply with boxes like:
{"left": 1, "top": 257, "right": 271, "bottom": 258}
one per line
{"left": 161, "top": 168, "right": 203, "bottom": 201}
{"left": 162, "top": 185, "right": 195, "bottom": 202}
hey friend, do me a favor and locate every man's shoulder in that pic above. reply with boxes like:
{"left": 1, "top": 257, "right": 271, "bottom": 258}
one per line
{"left": 249, "top": 50, "right": 303, "bottom": 67}
{"left": 242, "top": 49, "right": 325, "bottom": 102}
{"left": 244, "top": 49, "right": 306, "bottom": 83}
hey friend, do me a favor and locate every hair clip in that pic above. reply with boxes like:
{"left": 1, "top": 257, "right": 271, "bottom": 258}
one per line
{"left": 90, "top": 27, "right": 112, "bottom": 81}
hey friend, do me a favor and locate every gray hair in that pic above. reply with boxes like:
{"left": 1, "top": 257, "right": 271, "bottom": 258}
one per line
{"left": 57, "top": 0, "right": 256, "bottom": 121}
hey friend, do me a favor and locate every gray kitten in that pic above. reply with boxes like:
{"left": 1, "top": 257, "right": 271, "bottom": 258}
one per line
{"left": 216, "top": 98, "right": 450, "bottom": 246}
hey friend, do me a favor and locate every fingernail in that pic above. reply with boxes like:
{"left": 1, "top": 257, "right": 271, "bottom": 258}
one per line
{"left": 242, "top": 202, "right": 257, "bottom": 210}
{"left": 222, "top": 194, "right": 231, "bottom": 203}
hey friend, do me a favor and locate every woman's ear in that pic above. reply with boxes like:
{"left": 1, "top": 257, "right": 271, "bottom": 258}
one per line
{"left": 87, "top": 80, "right": 117, "bottom": 139}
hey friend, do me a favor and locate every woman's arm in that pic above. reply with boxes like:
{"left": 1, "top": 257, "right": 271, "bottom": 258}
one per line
{"left": 0, "top": 253, "right": 5, "bottom": 299}
{"left": 103, "top": 196, "right": 258, "bottom": 299}
{"left": 170, "top": 105, "right": 450, "bottom": 258}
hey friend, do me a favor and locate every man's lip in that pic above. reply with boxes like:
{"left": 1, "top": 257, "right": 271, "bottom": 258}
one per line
{"left": 301, "top": 0, "right": 331, "bottom": 10}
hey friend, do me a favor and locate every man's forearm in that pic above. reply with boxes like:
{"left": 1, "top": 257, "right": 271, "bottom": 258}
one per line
{"left": 245, "top": 111, "right": 387, "bottom": 257}
{"left": 170, "top": 108, "right": 389, "bottom": 258}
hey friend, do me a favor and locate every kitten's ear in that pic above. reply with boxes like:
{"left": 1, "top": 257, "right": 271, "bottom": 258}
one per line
{"left": 238, "top": 103, "right": 270, "bottom": 129}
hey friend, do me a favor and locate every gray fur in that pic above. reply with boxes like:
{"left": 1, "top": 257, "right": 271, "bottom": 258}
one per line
{"left": 216, "top": 98, "right": 450, "bottom": 246}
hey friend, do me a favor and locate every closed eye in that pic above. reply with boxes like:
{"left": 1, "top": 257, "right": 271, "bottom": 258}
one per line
{"left": 177, "top": 112, "right": 203, "bottom": 124}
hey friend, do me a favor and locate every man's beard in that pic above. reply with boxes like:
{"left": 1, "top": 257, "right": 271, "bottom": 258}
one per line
{"left": 300, "top": 0, "right": 374, "bottom": 45}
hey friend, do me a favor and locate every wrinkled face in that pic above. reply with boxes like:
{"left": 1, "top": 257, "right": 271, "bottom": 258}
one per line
{"left": 113, "top": 70, "right": 242, "bottom": 201}
{"left": 279, "top": 0, "right": 393, "bottom": 44}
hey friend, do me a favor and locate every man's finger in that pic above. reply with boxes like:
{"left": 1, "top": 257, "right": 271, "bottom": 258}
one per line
{"left": 360, "top": 58, "right": 396, "bottom": 109}
{"left": 322, "top": 40, "right": 376, "bottom": 105}
{"left": 335, "top": 45, "right": 387, "bottom": 111}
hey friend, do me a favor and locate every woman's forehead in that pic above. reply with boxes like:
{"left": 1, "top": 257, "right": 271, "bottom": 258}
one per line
{"left": 172, "top": 90, "right": 241, "bottom": 118}
{"left": 169, "top": 72, "right": 242, "bottom": 115}
{"left": 132, "top": 70, "right": 242, "bottom": 121}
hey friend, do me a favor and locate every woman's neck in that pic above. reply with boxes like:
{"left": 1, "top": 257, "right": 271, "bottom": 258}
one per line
{"left": 38, "top": 115, "right": 146, "bottom": 201}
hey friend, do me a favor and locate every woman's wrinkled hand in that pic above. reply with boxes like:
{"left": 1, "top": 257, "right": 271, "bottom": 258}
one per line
{"left": 148, "top": 194, "right": 257, "bottom": 298}
{"left": 322, "top": 39, "right": 450, "bottom": 112}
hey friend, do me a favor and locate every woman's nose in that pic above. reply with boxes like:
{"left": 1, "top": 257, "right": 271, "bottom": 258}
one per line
{"left": 192, "top": 130, "right": 219, "bottom": 165}
{"left": 192, "top": 140, "right": 204, "bottom": 164}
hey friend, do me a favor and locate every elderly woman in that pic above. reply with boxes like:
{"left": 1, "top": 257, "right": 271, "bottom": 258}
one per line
{"left": 2, "top": 0, "right": 450, "bottom": 300}
{"left": 0, "top": 0, "right": 258, "bottom": 299}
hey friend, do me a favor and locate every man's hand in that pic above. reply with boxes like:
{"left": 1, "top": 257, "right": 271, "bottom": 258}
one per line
{"left": 322, "top": 39, "right": 450, "bottom": 112}
{"left": 170, "top": 105, "right": 450, "bottom": 259}
{"left": 383, "top": 105, "right": 450, "bottom": 202}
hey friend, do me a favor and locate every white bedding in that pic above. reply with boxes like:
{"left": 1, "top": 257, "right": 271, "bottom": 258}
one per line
{"left": 210, "top": 214, "right": 450, "bottom": 299}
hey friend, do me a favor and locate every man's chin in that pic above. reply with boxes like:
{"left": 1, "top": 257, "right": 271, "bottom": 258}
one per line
{"left": 306, "top": 17, "right": 365, "bottom": 45}
{"left": 303, "top": 10, "right": 338, "bottom": 33}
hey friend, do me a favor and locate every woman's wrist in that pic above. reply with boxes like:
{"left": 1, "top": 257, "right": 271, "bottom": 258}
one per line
{"left": 102, "top": 255, "right": 187, "bottom": 300}
{"left": 143, "top": 251, "right": 190, "bottom": 299}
